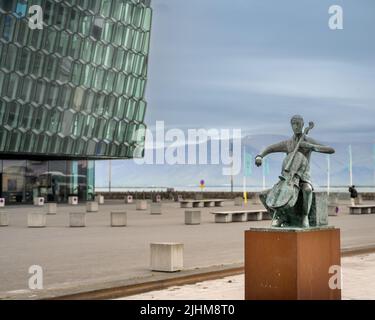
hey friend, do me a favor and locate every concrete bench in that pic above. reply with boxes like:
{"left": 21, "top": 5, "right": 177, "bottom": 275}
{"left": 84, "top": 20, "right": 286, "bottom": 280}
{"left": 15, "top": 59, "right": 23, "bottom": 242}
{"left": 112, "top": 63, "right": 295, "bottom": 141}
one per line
{"left": 185, "top": 210, "right": 201, "bottom": 225}
{"left": 28, "top": 213, "right": 46, "bottom": 228}
{"left": 211, "top": 209, "right": 268, "bottom": 223}
{"left": 86, "top": 201, "right": 99, "bottom": 213}
{"left": 150, "top": 242, "right": 184, "bottom": 272}
{"left": 69, "top": 212, "right": 86, "bottom": 227}
{"left": 0, "top": 212, "right": 9, "bottom": 226}
{"left": 349, "top": 205, "right": 375, "bottom": 215}
{"left": 150, "top": 203, "right": 162, "bottom": 215}
{"left": 33, "top": 197, "right": 45, "bottom": 206}
{"left": 136, "top": 200, "right": 148, "bottom": 210}
{"left": 180, "top": 199, "right": 225, "bottom": 209}
{"left": 111, "top": 211, "right": 127, "bottom": 227}
{"left": 46, "top": 203, "right": 57, "bottom": 215}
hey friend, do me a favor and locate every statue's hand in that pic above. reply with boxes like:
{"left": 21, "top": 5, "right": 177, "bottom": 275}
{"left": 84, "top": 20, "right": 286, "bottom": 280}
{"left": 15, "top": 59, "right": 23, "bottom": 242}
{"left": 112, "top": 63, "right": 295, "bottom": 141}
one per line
{"left": 255, "top": 156, "right": 263, "bottom": 167}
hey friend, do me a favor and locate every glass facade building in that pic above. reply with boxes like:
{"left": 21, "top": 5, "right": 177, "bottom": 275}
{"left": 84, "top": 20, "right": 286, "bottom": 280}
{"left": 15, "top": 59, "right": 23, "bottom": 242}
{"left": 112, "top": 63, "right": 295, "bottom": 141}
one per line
{"left": 0, "top": 0, "right": 152, "bottom": 203}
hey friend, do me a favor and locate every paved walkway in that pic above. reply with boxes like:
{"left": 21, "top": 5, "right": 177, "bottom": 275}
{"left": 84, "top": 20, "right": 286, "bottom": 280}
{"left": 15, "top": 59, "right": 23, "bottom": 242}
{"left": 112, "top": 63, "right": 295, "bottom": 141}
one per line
{"left": 1, "top": 200, "right": 375, "bottom": 298}
{"left": 121, "top": 254, "right": 375, "bottom": 300}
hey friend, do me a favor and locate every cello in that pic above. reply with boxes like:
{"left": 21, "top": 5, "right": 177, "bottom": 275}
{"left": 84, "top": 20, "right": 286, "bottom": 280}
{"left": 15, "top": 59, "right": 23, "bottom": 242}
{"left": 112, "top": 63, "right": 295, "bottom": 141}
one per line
{"left": 266, "top": 122, "right": 314, "bottom": 211}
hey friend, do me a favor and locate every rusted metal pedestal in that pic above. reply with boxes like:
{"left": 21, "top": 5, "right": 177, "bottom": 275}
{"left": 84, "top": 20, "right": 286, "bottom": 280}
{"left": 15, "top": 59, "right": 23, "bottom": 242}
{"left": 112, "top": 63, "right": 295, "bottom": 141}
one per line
{"left": 245, "top": 227, "right": 341, "bottom": 300}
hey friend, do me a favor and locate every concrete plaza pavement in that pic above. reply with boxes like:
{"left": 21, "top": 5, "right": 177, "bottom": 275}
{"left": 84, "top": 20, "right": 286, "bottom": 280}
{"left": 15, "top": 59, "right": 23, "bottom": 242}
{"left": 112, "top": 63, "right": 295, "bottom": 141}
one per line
{"left": 1, "top": 199, "right": 375, "bottom": 299}
{"left": 121, "top": 253, "right": 375, "bottom": 300}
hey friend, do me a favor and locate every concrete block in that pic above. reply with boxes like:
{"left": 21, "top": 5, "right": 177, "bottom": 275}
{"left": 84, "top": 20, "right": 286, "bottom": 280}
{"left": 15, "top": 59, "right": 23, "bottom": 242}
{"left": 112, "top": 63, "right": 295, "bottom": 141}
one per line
{"left": 150, "top": 243, "right": 184, "bottom": 272}
{"left": 28, "top": 213, "right": 46, "bottom": 228}
{"left": 136, "top": 200, "right": 148, "bottom": 210}
{"left": 125, "top": 195, "right": 133, "bottom": 204}
{"left": 215, "top": 214, "right": 232, "bottom": 223}
{"left": 151, "top": 203, "right": 162, "bottom": 215}
{"left": 0, "top": 198, "right": 5, "bottom": 207}
{"left": 111, "top": 211, "right": 127, "bottom": 227}
{"left": 69, "top": 212, "right": 86, "bottom": 227}
{"left": 232, "top": 213, "right": 247, "bottom": 222}
{"left": 185, "top": 211, "right": 201, "bottom": 225}
{"left": 247, "top": 212, "right": 263, "bottom": 221}
{"left": 46, "top": 203, "right": 57, "bottom": 215}
{"left": 33, "top": 197, "right": 45, "bottom": 206}
{"left": 69, "top": 196, "right": 79, "bottom": 205}
{"left": 0, "top": 212, "right": 9, "bottom": 226}
{"left": 95, "top": 195, "right": 105, "bottom": 204}
{"left": 234, "top": 197, "right": 243, "bottom": 206}
{"left": 86, "top": 201, "right": 99, "bottom": 212}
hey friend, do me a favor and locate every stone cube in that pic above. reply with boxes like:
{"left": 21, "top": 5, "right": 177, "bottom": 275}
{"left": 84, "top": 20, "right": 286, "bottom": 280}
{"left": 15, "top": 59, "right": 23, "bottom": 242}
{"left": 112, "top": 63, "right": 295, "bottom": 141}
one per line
{"left": 86, "top": 201, "right": 99, "bottom": 212}
{"left": 150, "top": 243, "right": 184, "bottom": 272}
{"left": 46, "top": 203, "right": 57, "bottom": 215}
{"left": 151, "top": 203, "right": 162, "bottom": 215}
{"left": 34, "top": 197, "right": 45, "bottom": 206}
{"left": 95, "top": 195, "right": 105, "bottom": 205}
{"left": 136, "top": 200, "right": 148, "bottom": 210}
{"left": 185, "top": 211, "right": 201, "bottom": 225}
{"left": 28, "top": 213, "right": 46, "bottom": 228}
{"left": 0, "top": 212, "right": 9, "bottom": 226}
{"left": 69, "top": 212, "right": 86, "bottom": 227}
{"left": 111, "top": 211, "right": 127, "bottom": 227}
{"left": 69, "top": 196, "right": 79, "bottom": 205}
{"left": 125, "top": 195, "right": 133, "bottom": 204}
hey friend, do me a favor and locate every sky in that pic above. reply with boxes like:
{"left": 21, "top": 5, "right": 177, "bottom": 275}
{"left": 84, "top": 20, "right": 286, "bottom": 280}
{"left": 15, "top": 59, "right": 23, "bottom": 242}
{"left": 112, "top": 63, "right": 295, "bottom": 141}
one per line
{"left": 96, "top": 0, "right": 375, "bottom": 188}
{"left": 145, "top": 0, "right": 375, "bottom": 142}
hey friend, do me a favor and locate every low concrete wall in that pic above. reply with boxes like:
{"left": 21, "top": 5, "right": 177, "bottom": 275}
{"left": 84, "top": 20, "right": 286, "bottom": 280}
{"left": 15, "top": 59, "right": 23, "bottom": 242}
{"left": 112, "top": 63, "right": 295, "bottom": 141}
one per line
{"left": 99, "top": 191, "right": 375, "bottom": 202}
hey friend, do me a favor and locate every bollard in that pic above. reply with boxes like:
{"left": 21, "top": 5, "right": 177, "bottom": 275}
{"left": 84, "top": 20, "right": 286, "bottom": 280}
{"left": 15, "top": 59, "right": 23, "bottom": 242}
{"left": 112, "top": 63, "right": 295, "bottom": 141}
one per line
{"left": 0, "top": 212, "right": 9, "bottom": 226}
{"left": 111, "top": 211, "right": 127, "bottom": 227}
{"left": 69, "top": 212, "right": 86, "bottom": 227}
{"left": 150, "top": 203, "right": 162, "bottom": 215}
{"left": 150, "top": 243, "right": 184, "bottom": 272}
{"left": 46, "top": 203, "right": 57, "bottom": 215}
{"left": 95, "top": 195, "right": 105, "bottom": 205}
{"left": 136, "top": 200, "right": 148, "bottom": 211}
{"left": 185, "top": 211, "right": 201, "bottom": 225}
{"left": 28, "top": 213, "right": 46, "bottom": 228}
{"left": 0, "top": 198, "right": 5, "bottom": 207}
{"left": 69, "top": 196, "right": 79, "bottom": 205}
{"left": 125, "top": 195, "right": 133, "bottom": 204}
{"left": 34, "top": 197, "right": 45, "bottom": 206}
{"left": 86, "top": 201, "right": 99, "bottom": 213}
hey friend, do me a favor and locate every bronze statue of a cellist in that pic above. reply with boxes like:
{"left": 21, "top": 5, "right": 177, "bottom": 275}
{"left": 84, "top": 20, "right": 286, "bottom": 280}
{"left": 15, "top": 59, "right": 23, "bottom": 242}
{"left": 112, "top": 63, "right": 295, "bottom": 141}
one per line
{"left": 255, "top": 115, "right": 335, "bottom": 228}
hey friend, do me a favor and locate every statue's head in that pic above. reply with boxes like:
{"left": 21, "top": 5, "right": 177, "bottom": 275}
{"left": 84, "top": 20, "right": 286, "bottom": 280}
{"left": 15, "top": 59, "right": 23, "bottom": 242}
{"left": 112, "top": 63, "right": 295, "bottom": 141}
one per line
{"left": 290, "top": 115, "right": 304, "bottom": 135}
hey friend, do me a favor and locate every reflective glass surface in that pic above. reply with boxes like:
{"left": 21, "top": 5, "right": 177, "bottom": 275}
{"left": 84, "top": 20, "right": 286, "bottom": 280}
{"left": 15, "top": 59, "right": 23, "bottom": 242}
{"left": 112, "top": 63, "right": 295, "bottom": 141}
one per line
{"left": 0, "top": 0, "right": 152, "bottom": 159}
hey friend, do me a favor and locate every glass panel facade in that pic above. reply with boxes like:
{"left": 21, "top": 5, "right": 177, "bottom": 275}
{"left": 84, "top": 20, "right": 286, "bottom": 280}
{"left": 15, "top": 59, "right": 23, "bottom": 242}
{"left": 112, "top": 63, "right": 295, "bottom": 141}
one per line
{"left": 0, "top": 0, "right": 152, "bottom": 160}
{"left": 0, "top": 159, "right": 95, "bottom": 204}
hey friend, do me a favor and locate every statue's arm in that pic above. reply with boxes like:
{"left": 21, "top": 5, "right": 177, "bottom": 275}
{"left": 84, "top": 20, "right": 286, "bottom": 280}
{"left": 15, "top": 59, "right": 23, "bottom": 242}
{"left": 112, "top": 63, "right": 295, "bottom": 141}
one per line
{"left": 258, "top": 141, "right": 288, "bottom": 158}
{"left": 305, "top": 137, "right": 335, "bottom": 154}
